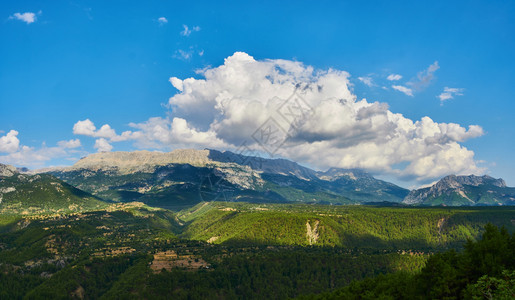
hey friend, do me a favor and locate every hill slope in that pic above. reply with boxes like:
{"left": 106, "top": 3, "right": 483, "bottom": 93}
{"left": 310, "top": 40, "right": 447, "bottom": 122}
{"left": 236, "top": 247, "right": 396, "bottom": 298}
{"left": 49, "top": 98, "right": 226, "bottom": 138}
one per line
{"left": 178, "top": 201, "right": 515, "bottom": 249}
{"left": 0, "top": 163, "right": 108, "bottom": 215}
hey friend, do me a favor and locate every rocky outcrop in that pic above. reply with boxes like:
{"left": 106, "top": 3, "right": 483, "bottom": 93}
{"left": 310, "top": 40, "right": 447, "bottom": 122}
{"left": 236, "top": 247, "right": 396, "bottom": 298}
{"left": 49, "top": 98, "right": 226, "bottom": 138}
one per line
{"left": 0, "top": 163, "right": 17, "bottom": 177}
{"left": 306, "top": 220, "right": 320, "bottom": 245}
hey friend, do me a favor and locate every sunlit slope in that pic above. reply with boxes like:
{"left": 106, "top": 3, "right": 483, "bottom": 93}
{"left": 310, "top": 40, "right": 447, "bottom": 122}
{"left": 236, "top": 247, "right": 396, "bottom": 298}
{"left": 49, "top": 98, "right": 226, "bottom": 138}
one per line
{"left": 0, "top": 170, "right": 108, "bottom": 215}
{"left": 178, "top": 202, "right": 515, "bottom": 249}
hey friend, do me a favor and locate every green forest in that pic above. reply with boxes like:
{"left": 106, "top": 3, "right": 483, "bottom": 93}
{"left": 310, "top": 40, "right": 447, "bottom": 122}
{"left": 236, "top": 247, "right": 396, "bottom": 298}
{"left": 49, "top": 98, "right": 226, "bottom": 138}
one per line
{"left": 303, "top": 224, "right": 514, "bottom": 299}
{"left": 0, "top": 201, "right": 513, "bottom": 299}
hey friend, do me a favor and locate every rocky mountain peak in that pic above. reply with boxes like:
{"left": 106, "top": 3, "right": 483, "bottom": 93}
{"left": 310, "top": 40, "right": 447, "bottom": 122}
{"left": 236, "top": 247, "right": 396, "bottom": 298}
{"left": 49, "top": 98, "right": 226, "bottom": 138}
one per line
{"left": 404, "top": 174, "right": 510, "bottom": 205}
{"left": 437, "top": 174, "right": 506, "bottom": 189}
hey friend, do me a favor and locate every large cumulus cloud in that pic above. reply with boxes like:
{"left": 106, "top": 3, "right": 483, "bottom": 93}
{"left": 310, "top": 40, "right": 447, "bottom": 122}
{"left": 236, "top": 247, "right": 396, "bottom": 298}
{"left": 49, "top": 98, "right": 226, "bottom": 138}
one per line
{"left": 75, "top": 52, "right": 485, "bottom": 183}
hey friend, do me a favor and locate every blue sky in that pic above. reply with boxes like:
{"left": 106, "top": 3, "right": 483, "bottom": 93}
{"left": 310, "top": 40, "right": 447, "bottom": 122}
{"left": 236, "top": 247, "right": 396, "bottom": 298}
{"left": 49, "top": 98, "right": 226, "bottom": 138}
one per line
{"left": 1, "top": 0, "right": 514, "bottom": 188}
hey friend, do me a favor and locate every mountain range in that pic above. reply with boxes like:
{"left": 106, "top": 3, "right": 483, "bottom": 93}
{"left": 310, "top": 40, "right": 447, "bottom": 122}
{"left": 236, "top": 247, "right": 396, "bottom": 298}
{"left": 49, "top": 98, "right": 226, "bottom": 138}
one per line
{"left": 43, "top": 149, "right": 410, "bottom": 209}
{"left": 1, "top": 148, "right": 514, "bottom": 210}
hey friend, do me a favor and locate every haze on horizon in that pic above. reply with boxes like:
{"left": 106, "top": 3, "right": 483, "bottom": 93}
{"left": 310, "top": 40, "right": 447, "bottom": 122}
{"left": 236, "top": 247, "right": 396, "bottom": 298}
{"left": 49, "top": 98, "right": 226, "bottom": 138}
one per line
{"left": 1, "top": 1, "right": 514, "bottom": 188}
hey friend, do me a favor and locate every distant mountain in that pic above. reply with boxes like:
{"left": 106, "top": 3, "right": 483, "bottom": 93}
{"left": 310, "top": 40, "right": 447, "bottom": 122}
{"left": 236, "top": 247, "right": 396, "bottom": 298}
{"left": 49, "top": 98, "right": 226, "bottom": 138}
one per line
{"left": 315, "top": 168, "right": 409, "bottom": 203}
{"left": 404, "top": 175, "right": 515, "bottom": 206}
{"left": 0, "top": 163, "right": 108, "bottom": 215}
{"left": 46, "top": 149, "right": 409, "bottom": 209}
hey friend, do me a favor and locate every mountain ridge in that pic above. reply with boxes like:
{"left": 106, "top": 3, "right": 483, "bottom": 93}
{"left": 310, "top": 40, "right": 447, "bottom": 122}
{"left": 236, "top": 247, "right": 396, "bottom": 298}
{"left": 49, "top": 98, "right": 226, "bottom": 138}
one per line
{"left": 5, "top": 150, "right": 515, "bottom": 207}
{"left": 43, "top": 149, "right": 409, "bottom": 207}
{"left": 404, "top": 174, "right": 514, "bottom": 206}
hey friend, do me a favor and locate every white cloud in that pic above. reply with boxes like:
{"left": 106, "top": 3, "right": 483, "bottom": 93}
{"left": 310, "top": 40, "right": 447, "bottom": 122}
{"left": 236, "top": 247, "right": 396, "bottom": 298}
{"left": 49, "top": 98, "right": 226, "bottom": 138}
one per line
{"left": 408, "top": 61, "right": 439, "bottom": 91}
{"left": 94, "top": 138, "right": 113, "bottom": 152}
{"left": 68, "top": 52, "right": 484, "bottom": 183}
{"left": 73, "top": 119, "right": 96, "bottom": 136}
{"left": 358, "top": 76, "right": 374, "bottom": 87}
{"left": 392, "top": 85, "right": 414, "bottom": 96}
{"left": 0, "top": 130, "right": 20, "bottom": 153}
{"left": 0, "top": 132, "right": 84, "bottom": 168}
{"left": 157, "top": 17, "right": 168, "bottom": 24}
{"left": 174, "top": 49, "right": 193, "bottom": 60}
{"left": 101, "top": 52, "right": 481, "bottom": 183}
{"left": 9, "top": 12, "right": 38, "bottom": 24}
{"left": 0, "top": 146, "right": 64, "bottom": 167}
{"left": 438, "top": 87, "right": 464, "bottom": 104}
{"left": 73, "top": 119, "right": 134, "bottom": 142}
{"left": 57, "top": 139, "right": 81, "bottom": 149}
{"left": 169, "top": 77, "right": 183, "bottom": 91}
{"left": 180, "top": 24, "right": 200, "bottom": 36}
{"left": 173, "top": 47, "right": 204, "bottom": 60}
{"left": 387, "top": 74, "right": 402, "bottom": 81}
{"left": 126, "top": 117, "right": 226, "bottom": 150}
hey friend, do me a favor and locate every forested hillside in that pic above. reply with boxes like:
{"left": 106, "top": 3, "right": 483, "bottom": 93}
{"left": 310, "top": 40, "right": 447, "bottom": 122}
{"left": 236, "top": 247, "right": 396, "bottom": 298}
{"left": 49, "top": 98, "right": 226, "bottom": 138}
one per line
{"left": 179, "top": 202, "right": 515, "bottom": 250}
{"left": 0, "top": 169, "right": 108, "bottom": 216}
{"left": 304, "top": 224, "right": 515, "bottom": 299}
{"left": 0, "top": 200, "right": 513, "bottom": 299}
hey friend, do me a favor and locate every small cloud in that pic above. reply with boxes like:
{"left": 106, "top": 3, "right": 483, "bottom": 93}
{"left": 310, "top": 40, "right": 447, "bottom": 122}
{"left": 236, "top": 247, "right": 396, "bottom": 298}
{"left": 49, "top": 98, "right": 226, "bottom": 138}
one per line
{"left": 438, "top": 87, "right": 464, "bottom": 104}
{"left": 0, "top": 130, "right": 20, "bottom": 153}
{"left": 73, "top": 119, "right": 96, "bottom": 136}
{"left": 0, "top": 131, "right": 85, "bottom": 168}
{"left": 9, "top": 11, "right": 39, "bottom": 24}
{"left": 358, "top": 76, "right": 374, "bottom": 87}
{"left": 57, "top": 139, "right": 81, "bottom": 149}
{"left": 408, "top": 61, "right": 439, "bottom": 91}
{"left": 392, "top": 85, "right": 413, "bottom": 96}
{"left": 174, "top": 49, "right": 193, "bottom": 60}
{"left": 194, "top": 65, "right": 211, "bottom": 74}
{"left": 387, "top": 74, "right": 402, "bottom": 81}
{"left": 180, "top": 24, "right": 200, "bottom": 36}
{"left": 94, "top": 138, "right": 113, "bottom": 152}
{"left": 173, "top": 47, "right": 204, "bottom": 61}
{"left": 158, "top": 17, "right": 168, "bottom": 25}
{"left": 73, "top": 119, "right": 134, "bottom": 142}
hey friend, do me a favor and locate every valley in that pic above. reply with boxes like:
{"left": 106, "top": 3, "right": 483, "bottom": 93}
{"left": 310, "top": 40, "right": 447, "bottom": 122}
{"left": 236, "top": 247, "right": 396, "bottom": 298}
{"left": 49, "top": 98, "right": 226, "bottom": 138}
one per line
{"left": 3, "top": 2, "right": 514, "bottom": 298}
{"left": 0, "top": 151, "right": 514, "bottom": 299}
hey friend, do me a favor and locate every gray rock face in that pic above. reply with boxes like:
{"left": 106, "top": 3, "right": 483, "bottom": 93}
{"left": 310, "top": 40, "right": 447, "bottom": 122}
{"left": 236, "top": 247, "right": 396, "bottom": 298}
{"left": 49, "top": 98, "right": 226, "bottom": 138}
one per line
{"left": 0, "top": 163, "right": 17, "bottom": 177}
